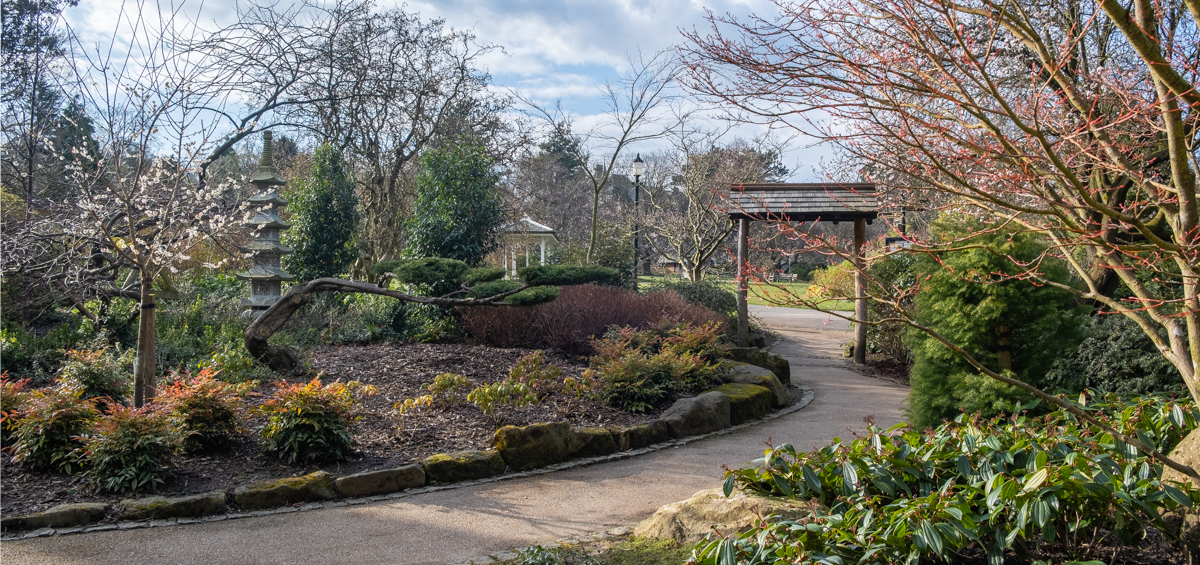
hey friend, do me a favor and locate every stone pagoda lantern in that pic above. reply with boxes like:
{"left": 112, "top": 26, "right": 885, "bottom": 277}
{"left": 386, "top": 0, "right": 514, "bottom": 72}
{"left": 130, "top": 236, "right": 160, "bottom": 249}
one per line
{"left": 237, "top": 131, "right": 295, "bottom": 317}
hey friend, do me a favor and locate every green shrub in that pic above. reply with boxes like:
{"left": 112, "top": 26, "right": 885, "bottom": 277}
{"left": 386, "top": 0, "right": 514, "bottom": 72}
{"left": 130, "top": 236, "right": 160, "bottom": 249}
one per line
{"left": 905, "top": 216, "right": 1088, "bottom": 429}
{"left": 464, "top": 266, "right": 506, "bottom": 285}
{"left": 84, "top": 405, "right": 182, "bottom": 492}
{"left": 158, "top": 367, "right": 252, "bottom": 451}
{"left": 1046, "top": 314, "right": 1183, "bottom": 396}
{"left": 464, "top": 351, "right": 566, "bottom": 415}
{"left": 647, "top": 279, "right": 737, "bottom": 318}
{"left": 257, "top": 377, "right": 375, "bottom": 463}
{"left": 194, "top": 343, "right": 272, "bottom": 383}
{"left": 865, "top": 254, "right": 917, "bottom": 365}
{"left": 518, "top": 264, "right": 622, "bottom": 287}
{"left": 706, "top": 391, "right": 1199, "bottom": 565}
{"left": 472, "top": 279, "right": 521, "bottom": 298}
{"left": 805, "top": 261, "right": 855, "bottom": 299}
{"left": 405, "top": 143, "right": 505, "bottom": 267}
{"left": 282, "top": 142, "right": 360, "bottom": 281}
{"left": 374, "top": 257, "right": 471, "bottom": 286}
{"left": 505, "top": 286, "right": 561, "bottom": 306}
{"left": 9, "top": 388, "right": 98, "bottom": 474}
{"left": 56, "top": 348, "right": 133, "bottom": 407}
{"left": 589, "top": 323, "right": 725, "bottom": 412}
{"left": 396, "top": 372, "right": 474, "bottom": 415}
{"left": 0, "top": 322, "right": 89, "bottom": 382}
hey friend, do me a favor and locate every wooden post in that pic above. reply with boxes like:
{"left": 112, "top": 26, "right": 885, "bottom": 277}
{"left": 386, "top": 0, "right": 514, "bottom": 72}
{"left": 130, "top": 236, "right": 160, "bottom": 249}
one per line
{"left": 737, "top": 218, "right": 750, "bottom": 347}
{"left": 854, "top": 218, "right": 867, "bottom": 365}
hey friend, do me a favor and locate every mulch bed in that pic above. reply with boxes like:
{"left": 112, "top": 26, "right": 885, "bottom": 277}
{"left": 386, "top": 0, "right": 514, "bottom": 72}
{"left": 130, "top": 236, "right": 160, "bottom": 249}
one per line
{"left": 1, "top": 342, "right": 663, "bottom": 517}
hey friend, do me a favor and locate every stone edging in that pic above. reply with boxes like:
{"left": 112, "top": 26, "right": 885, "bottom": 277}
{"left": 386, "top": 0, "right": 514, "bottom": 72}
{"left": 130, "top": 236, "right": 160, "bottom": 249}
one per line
{"left": 1, "top": 385, "right": 813, "bottom": 542}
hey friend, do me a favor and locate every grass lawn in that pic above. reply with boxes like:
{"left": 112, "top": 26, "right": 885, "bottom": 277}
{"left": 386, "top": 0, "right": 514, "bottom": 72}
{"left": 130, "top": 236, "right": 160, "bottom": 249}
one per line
{"left": 638, "top": 274, "right": 855, "bottom": 312}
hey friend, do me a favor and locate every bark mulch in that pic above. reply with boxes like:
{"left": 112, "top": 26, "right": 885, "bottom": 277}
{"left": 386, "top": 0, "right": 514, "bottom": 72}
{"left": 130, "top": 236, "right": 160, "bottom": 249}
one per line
{"left": 1, "top": 342, "right": 661, "bottom": 517}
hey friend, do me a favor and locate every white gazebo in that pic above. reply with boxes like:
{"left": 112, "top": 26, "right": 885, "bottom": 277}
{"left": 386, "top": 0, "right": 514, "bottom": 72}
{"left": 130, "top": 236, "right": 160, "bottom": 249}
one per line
{"left": 500, "top": 218, "right": 559, "bottom": 278}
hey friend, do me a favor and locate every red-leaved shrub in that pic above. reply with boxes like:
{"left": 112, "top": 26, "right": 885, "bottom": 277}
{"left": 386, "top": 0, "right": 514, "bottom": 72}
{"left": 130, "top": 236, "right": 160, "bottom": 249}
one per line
{"left": 460, "top": 285, "right": 725, "bottom": 355}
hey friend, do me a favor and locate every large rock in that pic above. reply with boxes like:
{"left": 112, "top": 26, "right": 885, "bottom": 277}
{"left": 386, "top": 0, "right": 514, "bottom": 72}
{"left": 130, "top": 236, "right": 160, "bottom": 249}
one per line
{"left": 725, "top": 362, "right": 788, "bottom": 408}
{"left": 659, "top": 392, "right": 731, "bottom": 438}
{"left": 568, "top": 427, "right": 618, "bottom": 458}
{"left": 4, "top": 502, "right": 109, "bottom": 531}
{"left": 722, "top": 347, "right": 790, "bottom": 384}
{"left": 609, "top": 420, "right": 671, "bottom": 451}
{"left": 712, "top": 383, "right": 774, "bottom": 425}
{"left": 233, "top": 471, "right": 336, "bottom": 511}
{"left": 494, "top": 422, "right": 571, "bottom": 471}
{"left": 118, "top": 491, "right": 226, "bottom": 520}
{"left": 1160, "top": 429, "right": 1200, "bottom": 554}
{"left": 635, "top": 487, "right": 823, "bottom": 544}
{"left": 335, "top": 465, "right": 426, "bottom": 498}
{"left": 422, "top": 450, "right": 505, "bottom": 484}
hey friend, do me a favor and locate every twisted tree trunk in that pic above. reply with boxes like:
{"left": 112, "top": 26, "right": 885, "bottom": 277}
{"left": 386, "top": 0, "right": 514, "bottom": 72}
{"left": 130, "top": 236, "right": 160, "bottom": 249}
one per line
{"left": 244, "top": 277, "right": 528, "bottom": 373}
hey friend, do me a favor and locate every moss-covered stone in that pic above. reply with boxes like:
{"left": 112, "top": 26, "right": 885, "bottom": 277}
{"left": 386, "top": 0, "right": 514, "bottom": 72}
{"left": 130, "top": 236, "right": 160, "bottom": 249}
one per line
{"left": 659, "top": 392, "right": 731, "bottom": 438}
{"left": 712, "top": 383, "right": 773, "bottom": 425}
{"left": 422, "top": 449, "right": 505, "bottom": 484}
{"left": 635, "top": 487, "right": 824, "bottom": 543}
{"left": 494, "top": 422, "right": 571, "bottom": 471}
{"left": 725, "top": 362, "right": 788, "bottom": 407}
{"left": 232, "top": 471, "right": 336, "bottom": 510}
{"left": 5, "top": 502, "right": 109, "bottom": 531}
{"left": 568, "top": 427, "right": 618, "bottom": 458}
{"left": 118, "top": 491, "right": 227, "bottom": 520}
{"left": 722, "top": 347, "right": 790, "bottom": 384}
{"left": 335, "top": 465, "right": 426, "bottom": 498}
{"left": 609, "top": 420, "right": 671, "bottom": 451}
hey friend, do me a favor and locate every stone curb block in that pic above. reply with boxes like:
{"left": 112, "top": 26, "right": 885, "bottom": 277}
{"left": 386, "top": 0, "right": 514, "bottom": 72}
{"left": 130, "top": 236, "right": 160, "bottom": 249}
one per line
{"left": 659, "top": 391, "right": 731, "bottom": 438}
{"left": 422, "top": 450, "right": 506, "bottom": 484}
{"left": 233, "top": 471, "right": 337, "bottom": 511}
{"left": 567, "top": 427, "right": 617, "bottom": 458}
{"left": 1, "top": 502, "right": 109, "bottom": 532}
{"left": 117, "top": 491, "right": 227, "bottom": 521}
{"left": 722, "top": 347, "right": 790, "bottom": 384}
{"left": 334, "top": 464, "right": 426, "bottom": 498}
{"left": 711, "top": 383, "right": 774, "bottom": 425}
{"left": 494, "top": 422, "right": 571, "bottom": 471}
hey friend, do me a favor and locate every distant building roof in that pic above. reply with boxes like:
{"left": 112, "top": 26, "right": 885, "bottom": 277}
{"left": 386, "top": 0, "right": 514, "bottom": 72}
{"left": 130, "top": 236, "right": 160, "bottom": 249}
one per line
{"left": 727, "top": 183, "right": 878, "bottom": 223}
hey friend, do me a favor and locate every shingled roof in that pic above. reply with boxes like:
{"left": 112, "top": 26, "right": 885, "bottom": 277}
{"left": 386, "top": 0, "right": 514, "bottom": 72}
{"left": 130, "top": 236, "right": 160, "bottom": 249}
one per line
{"left": 727, "top": 183, "right": 878, "bottom": 223}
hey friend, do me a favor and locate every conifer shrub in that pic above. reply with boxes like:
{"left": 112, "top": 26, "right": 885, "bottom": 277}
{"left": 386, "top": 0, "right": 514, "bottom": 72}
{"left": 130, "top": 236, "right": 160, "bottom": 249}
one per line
{"left": 905, "top": 216, "right": 1088, "bottom": 429}
{"left": 8, "top": 388, "right": 98, "bottom": 474}
{"left": 257, "top": 378, "right": 376, "bottom": 463}
{"left": 84, "top": 405, "right": 182, "bottom": 493}
{"left": 158, "top": 367, "right": 252, "bottom": 452}
{"left": 647, "top": 278, "right": 737, "bottom": 318}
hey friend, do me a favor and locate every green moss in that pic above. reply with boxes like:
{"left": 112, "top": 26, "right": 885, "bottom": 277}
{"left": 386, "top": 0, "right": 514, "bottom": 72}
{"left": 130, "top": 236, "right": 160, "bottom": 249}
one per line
{"left": 421, "top": 449, "right": 505, "bottom": 483}
{"left": 494, "top": 423, "right": 570, "bottom": 471}
{"left": 713, "top": 383, "right": 773, "bottom": 424}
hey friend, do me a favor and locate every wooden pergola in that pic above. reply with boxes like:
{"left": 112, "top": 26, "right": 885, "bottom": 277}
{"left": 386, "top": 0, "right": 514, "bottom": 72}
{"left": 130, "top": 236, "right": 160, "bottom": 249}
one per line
{"left": 728, "top": 183, "right": 878, "bottom": 364}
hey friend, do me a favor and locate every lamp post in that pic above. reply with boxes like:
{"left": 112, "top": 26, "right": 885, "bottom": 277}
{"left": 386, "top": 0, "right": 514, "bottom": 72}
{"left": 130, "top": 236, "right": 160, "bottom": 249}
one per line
{"left": 632, "top": 153, "right": 644, "bottom": 291}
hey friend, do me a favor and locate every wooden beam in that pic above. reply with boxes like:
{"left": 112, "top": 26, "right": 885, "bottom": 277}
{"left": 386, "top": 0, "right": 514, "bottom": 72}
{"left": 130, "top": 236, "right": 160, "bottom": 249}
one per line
{"left": 737, "top": 218, "right": 750, "bottom": 347}
{"left": 854, "top": 218, "right": 867, "bottom": 364}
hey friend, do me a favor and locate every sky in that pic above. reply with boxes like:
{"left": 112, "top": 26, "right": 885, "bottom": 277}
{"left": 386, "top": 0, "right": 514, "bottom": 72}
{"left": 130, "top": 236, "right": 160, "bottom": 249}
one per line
{"left": 60, "top": 0, "right": 831, "bottom": 179}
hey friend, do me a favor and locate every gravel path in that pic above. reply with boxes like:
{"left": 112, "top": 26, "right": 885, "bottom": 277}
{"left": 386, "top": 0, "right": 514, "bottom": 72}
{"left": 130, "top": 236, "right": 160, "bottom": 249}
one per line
{"left": 1, "top": 306, "right": 908, "bottom": 565}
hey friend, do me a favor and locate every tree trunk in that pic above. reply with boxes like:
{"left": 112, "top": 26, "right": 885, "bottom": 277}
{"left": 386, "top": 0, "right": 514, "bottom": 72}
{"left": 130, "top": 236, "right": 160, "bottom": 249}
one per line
{"left": 586, "top": 188, "right": 601, "bottom": 264}
{"left": 133, "top": 274, "right": 157, "bottom": 407}
{"left": 997, "top": 324, "right": 1013, "bottom": 372}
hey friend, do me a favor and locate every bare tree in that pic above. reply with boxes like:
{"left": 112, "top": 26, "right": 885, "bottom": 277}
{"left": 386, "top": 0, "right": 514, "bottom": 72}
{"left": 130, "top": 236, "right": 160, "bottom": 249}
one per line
{"left": 641, "top": 131, "right": 787, "bottom": 281}
{"left": 521, "top": 49, "right": 682, "bottom": 264}
{"left": 681, "top": 0, "right": 1200, "bottom": 475}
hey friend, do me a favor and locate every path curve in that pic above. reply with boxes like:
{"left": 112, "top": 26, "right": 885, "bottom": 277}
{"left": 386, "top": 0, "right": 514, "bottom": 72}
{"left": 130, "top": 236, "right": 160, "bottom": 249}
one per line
{"left": 1, "top": 306, "right": 908, "bottom": 565}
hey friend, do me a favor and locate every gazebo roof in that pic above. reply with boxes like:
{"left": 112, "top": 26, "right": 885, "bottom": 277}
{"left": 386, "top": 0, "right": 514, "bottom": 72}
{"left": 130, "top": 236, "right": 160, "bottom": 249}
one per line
{"left": 727, "top": 183, "right": 878, "bottom": 223}
{"left": 502, "top": 217, "right": 559, "bottom": 244}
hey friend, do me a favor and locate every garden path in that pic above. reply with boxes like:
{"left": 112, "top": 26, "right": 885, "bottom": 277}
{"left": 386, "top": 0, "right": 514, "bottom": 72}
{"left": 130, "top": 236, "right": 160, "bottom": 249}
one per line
{"left": 1, "top": 306, "right": 908, "bottom": 565}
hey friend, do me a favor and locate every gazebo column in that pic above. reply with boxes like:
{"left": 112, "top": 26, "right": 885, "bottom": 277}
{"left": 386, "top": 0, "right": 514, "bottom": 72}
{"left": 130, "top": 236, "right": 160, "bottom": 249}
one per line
{"left": 737, "top": 217, "right": 750, "bottom": 347}
{"left": 540, "top": 239, "right": 546, "bottom": 265}
{"left": 854, "top": 218, "right": 867, "bottom": 365}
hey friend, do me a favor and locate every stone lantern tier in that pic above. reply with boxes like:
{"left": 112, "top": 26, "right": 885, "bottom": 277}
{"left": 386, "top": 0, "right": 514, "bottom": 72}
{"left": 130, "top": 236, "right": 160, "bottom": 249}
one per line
{"left": 236, "top": 131, "right": 295, "bottom": 314}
